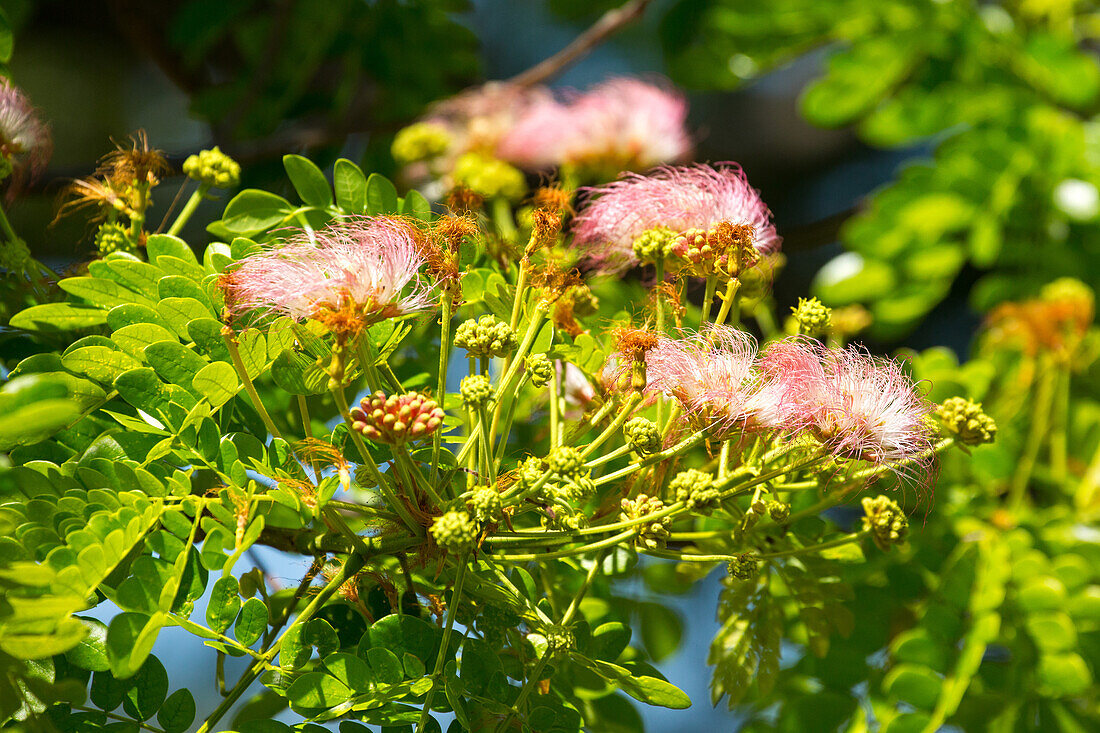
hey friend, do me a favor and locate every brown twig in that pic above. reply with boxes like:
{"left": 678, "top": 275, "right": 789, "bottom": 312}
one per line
{"left": 506, "top": 0, "right": 655, "bottom": 88}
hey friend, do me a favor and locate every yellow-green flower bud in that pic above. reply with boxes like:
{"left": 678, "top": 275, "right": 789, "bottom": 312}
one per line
{"left": 516, "top": 456, "right": 544, "bottom": 490}
{"left": 391, "top": 122, "right": 451, "bottom": 164}
{"left": 631, "top": 226, "right": 677, "bottom": 263}
{"left": 620, "top": 494, "right": 671, "bottom": 550}
{"left": 862, "top": 495, "right": 908, "bottom": 551}
{"left": 547, "top": 446, "right": 586, "bottom": 481}
{"left": 525, "top": 353, "right": 554, "bottom": 388}
{"left": 430, "top": 510, "right": 477, "bottom": 554}
{"left": 670, "top": 468, "right": 719, "bottom": 514}
{"left": 766, "top": 500, "right": 790, "bottom": 524}
{"left": 543, "top": 624, "right": 575, "bottom": 656}
{"left": 454, "top": 315, "right": 518, "bottom": 358}
{"left": 182, "top": 146, "right": 241, "bottom": 189}
{"left": 791, "top": 297, "right": 832, "bottom": 337}
{"left": 624, "top": 417, "right": 661, "bottom": 455}
{"left": 452, "top": 152, "right": 526, "bottom": 201}
{"left": 94, "top": 222, "right": 136, "bottom": 257}
{"left": 936, "top": 397, "right": 996, "bottom": 446}
{"left": 468, "top": 486, "right": 504, "bottom": 525}
{"left": 460, "top": 374, "right": 493, "bottom": 408}
{"left": 727, "top": 553, "right": 759, "bottom": 581}
{"left": 0, "top": 238, "right": 33, "bottom": 270}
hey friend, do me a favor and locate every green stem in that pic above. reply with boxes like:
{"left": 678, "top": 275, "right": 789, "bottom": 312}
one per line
{"left": 549, "top": 362, "right": 561, "bottom": 448}
{"left": 431, "top": 293, "right": 455, "bottom": 488}
{"left": 580, "top": 393, "right": 641, "bottom": 459}
{"left": 700, "top": 274, "right": 718, "bottom": 326}
{"left": 494, "top": 652, "right": 551, "bottom": 733}
{"left": 1012, "top": 362, "right": 1053, "bottom": 510}
{"left": 491, "top": 529, "right": 635, "bottom": 562}
{"left": 492, "top": 196, "right": 517, "bottom": 241}
{"left": 713, "top": 279, "right": 741, "bottom": 327}
{"left": 476, "top": 404, "right": 497, "bottom": 485}
{"left": 756, "top": 531, "right": 867, "bottom": 559}
{"left": 417, "top": 558, "right": 469, "bottom": 733}
{"left": 494, "top": 373, "right": 529, "bottom": 466}
{"left": 1050, "top": 364, "right": 1071, "bottom": 485}
{"left": 561, "top": 548, "right": 605, "bottom": 626}
{"left": 223, "top": 331, "right": 283, "bottom": 440}
{"left": 754, "top": 300, "right": 779, "bottom": 338}
{"left": 167, "top": 183, "right": 211, "bottom": 236}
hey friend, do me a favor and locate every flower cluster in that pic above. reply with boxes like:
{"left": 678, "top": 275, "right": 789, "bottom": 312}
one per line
{"left": 221, "top": 216, "right": 434, "bottom": 335}
{"left": 572, "top": 164, "right": 781, "bottom": 272}
{"left": 182, "top": 147, "right": 241, "bottom": 189}
{"left": 0, "top": 80, "right": 51, "bottom": 188}
{"left": 350, "top": 391, "right": 445, "bottom": 445}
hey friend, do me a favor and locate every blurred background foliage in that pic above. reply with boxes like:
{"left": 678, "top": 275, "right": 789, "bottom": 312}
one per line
{"left": 3, "top": 0, "right": 1100, "bottom": 731}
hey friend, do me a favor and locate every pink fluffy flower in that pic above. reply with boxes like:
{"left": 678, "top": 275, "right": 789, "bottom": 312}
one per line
{"left": 497, "top": 77, "right": 691, "bottom": 174}
{"left": 640, "top": 325, "right": 786, "bottom": 437}
{"left": 572, "top": 163, "right": 781, "bottom": 272}
{"left": 0, "top": 80, "right": 51, "bottom": 190}
{"left": 222, "top": 216, "right": 434, "bottom": 333}
{"left": 761, "top": 338, "right": 934, "bottom": 479}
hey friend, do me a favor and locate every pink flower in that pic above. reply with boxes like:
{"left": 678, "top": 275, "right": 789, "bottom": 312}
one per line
{"left": 639, "top": 325, "right": 786, "bottom": 437}
{"left": 222, "top": 216, "right": 434, "bottom": 332}
{"left": 572, "top": 163, "right": 781, "bottom": 272}
{"left": 497, "top": 77, "right": 691, "bottom": 174}
{"left": 761, "top": 338, "right": 934, "bottom": 479}
{"left": 0, "top": 80, "right": 51, "bottom": 190}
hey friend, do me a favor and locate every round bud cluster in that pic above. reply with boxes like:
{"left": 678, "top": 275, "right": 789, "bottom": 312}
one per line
{"left": 94, "top": 222, "right": 136, "bottom": 257}
{"left": 668, "top": 222, "right": 758, "bottom": 278}
{"left": 460, "top": 374, "right": 493, "bottom": 408}
{"left": 552, "top": 476, "right": 597, "bottom": 505}
{"left": 454, "top": 315, "right": 518, "bottom": 358}
{"left": 452, "top": 152, "right": 526, "bottom": 201}
{"left": 624, "top": 417, "right": 662, "bottom": 455}
{"left": 391, "top": 122, "right": 451, "bottom": 164}
{"left": 766, "top": 500, "right": 790, "bottom": 524}
{"left": 620, "top": 494, "right": 671, "bottom": 550}
{"left": 791, "top": 297, "right": 832, "bottom": 337}
{"left": 350, "top": 391, "right": 444, "bottom": 444}
{"left": 631, "top": 226, "right": 676, "bottom": 263}
{"left": 547, "top": 446, "right": 586, "bottom": 481}
{"left": 468, "top": 485, "right": 504, "bottom": 524}
{"left": 862, "top": 495, "right": 908, "bottom": 551}
{"left": 936, "top": 397, "right": 997, "bottom": 446}
{"left": 543, "top": 624, "right": 576, "bottom": 656}
{"left": 727, "top": 553, "right": 759, "bottom": 581}
{"left": 670, "top": 469, "right": 720, "bottom": 514}
{"left": 525, "top": 353, "right": 554, "bottom": 388}
{"left": 541, "top": 505, "right": 588, "bottom": 532}
{"left": 515, "top": 456, "right": 545, "bottom": 491}
{"left": 0, "top": 238, "right": 32, "bottom": 271}
{"left": 182, "top": 146, "right": 241, "bottom": 189}
{"left": 430, "top": 510, "right": 477, "bottom": 554}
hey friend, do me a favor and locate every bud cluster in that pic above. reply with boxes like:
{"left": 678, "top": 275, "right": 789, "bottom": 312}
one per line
{"left": 727, "top": 552, "right": 759, "bottom": 580}
{"left": 468, "top": 485, "right": 504, "bottom": 524}
{"left": 454, "top": 315, "right": 518, "bottom": 358}
{"left": 525, "top": 353, "right": 555, "bottom": 388}
{"left": 543, "top": 624, "right": 576, "bottom": 656}
{"left": 670, "top": 468, "right": 719, "bottom": 514}
{"left": 182, "top": 146, "right": 241, "bottom": 189}
{"left": 391, "top": 122, "right": 451, "bottom": 164}
{"left": 460, "top": 374, "right": 494, "bottom": 408}
{"left": 623, "top": 417, "right": 662, "bottom": 455}
{"left": 861, "top": 495, "right": 908, "bottom": 551}
{"left": 631, "top": 226, "right": 676, "bottom": 263}
{"left": 668, "top": 222, "right": 757, "bottom": 278}
{"left": 430, "top": 510, "right": 478, "bottom": 554}
{"left": 350, "top": 391, "right": 444, "bottom": 444}
{"left": 547, "top": 446, "right": 586, "bottom": 481}
{"left": 94, "top": 222, "right": 136, "bottom": 257}
{"left": 620, "top": 494, "right": 671, "bottom": 550}
{"left": 936, "top": 397, "right": 997, "bottom": 446}
{"left": 452, "top": 152, "right": 525, "bottom": 201}
{"left": 791, "top": 297, "right": 832, "bottom": 337}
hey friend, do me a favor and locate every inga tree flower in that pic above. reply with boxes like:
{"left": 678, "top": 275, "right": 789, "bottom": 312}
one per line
{"left": 761, "top": 338, "right": 934, "bottom": 480}
{"left": 0, "top": 80, "right": 51, "bottom": 190}
{"left": 571, "top": 163, "right": 781, "bottom": 272}
{"left": 221, "top": 216, "right": 435, "bottom": 336}
{"left": 497, "top": 77, "right": 691, "bottom": 175}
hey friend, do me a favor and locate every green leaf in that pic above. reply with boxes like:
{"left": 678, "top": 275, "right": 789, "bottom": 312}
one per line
{"left": 234, "top": 597, "right": 268, "bottom": 647}
{"left": 365, "top": 647, "right": 404, "bottom": 685}
{"left": 122, "top": 654, "right": 169, "bottom": 721}
{"left": 0, "top": 375, "right": 84, "bottom": 450}
{"left": 112, "top": 323, "right": 178, "bottom": 359}
{"left": 65, "top": 617, "right": 111, "bottom": 672}
{"left": 284, "top": 154, "right": 333, "bottom": 207}
{"left": 159, "top": 275, "right": 213, "bottom": 311}
{"left": 334, "top": 159, "right": 367, "bottom": 212}
{"left": 883, "top": 663, "right": 942, "bottom": 710}
{"left": 158, "top": 297, "right": 216, "bottom": 337}
{"left": 62, "top": 346, "right": 142, "bottom": 384}
{"left": 1026, "top": 612, "right": 1079, "bottom": 654}
{"left": 0, "top": 8, "right": 13, "bottom": 63}
{"left": 365, "top": 173, "right": 399, "bottom": 215}
{"left": 10, "top": 303, "right": 108, "bottom": 332}
{"left": 324, "top": 652, "right": 372, "bottom": 692}
{"left": 1037, "top": 652, "right": 1093, "bottom": 696}
{"left": 107, "top": 303, "right": 173, "bottom": 332}
{"left": 401, "top": 190, "right": 432, "bottom": 221}
{"left": 367, "top": 613, "right": 440, "bottom": 665}
{"left": 106, "top": 611, "right": 163, "bottom": 679}
{"left": 639, "top": 602, "right": 682, "bottom": 663}
{"left": 157, "top": 688, "right": 196, "bottom": 733}
{"left": 219, "top": 189, "right": 293, "bottom": 235}
{"left": 91, "top": 259, "right": 164, "bottom": 300}
{"left": 144, "top": 341, "right": 209, "bottom": 392}
{"left": 286, "top": 671, "right": 352, "bottom": 709}
{"left": 206, "top": 575, "right": 242, "bottom": 634}
{"left": 146, "top": 235, "right": 199, "bottom": 267}
{"left": 590, "top": 622, "right": 631, "bottom": 663}
{"left": 191, "top": 361, "right": 239, "bottom": 407}
{"left": 59, "top": 276, "right": 155, "bottom": 309}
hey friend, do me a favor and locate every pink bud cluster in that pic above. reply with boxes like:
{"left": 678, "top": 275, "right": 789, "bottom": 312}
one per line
{"left": 572, "top": 164, "right": 781, "bottom": 272}
{"left": 221, "top": 216, "right": 434, "bottom": 332}
{"left": 350, "top": 391, "right": 444, "bottom": 445}
{"left": 620, "top": 326, "right": 934, "bottom": 481}
{"left": 496, "top": 77, "right": 691, "bottom": 174}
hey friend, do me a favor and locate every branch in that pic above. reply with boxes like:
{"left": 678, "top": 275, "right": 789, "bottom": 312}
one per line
{"left": 506, "top": 0, "right": 655, "bottom": 88}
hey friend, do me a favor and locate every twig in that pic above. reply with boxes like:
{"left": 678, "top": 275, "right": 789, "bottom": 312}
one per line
{"left": 506, "top": 0, "right": 655, "bottom": 88}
